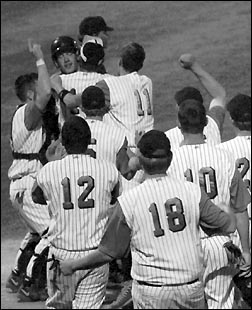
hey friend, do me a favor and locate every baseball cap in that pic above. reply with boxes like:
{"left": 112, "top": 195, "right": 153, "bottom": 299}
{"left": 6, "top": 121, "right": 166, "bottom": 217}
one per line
{"left": 227, "top": 94, "right": 251, "bottom": 122}
{"left": 81, "top": 86, "right": 105, "bottom": 110}
{"left": 137, "top": 130, "right": 171, "bottom": 158}
{"left": 79, "top": 16, "right": 113, "bottom": 38}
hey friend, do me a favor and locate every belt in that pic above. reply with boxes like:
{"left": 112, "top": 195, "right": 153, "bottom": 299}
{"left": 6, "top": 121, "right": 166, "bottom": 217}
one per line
{"left": 137, "top": 278, "right": 199, "bottom": 287}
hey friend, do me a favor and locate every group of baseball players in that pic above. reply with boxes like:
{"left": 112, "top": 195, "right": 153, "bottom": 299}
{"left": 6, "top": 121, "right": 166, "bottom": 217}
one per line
{"left": 6, "top": 14, "right": 251, "bottom": 310}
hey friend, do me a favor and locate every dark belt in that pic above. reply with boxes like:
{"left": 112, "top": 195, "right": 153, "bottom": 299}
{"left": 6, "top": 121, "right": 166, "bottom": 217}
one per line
{"left": 137, "top": 278, "right": 199, "bottom": 287}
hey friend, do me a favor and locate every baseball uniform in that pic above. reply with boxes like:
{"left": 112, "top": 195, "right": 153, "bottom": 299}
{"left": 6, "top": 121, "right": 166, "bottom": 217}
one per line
{"left": 58, "top": 71, "right": 112, "bottom": 125}
{"left": 8, "top": 104, "right": 50, "bottom": 234}
{"left": 218, "top": 135, "right": 251, "bottom": 247}
{"left": 169, "top": 143, "right": 251, "bottom": 309}
{"left": 97, "top": 174, "right": 234, "bottom": 309}
{"left": 96, "top": 72, "right": 154, "bottom": 150}
{"left": 33, "top": 153, "right": 120, "bottom": 309}
{"left": 165, "top": 102, "right": 223, "bottom": 152}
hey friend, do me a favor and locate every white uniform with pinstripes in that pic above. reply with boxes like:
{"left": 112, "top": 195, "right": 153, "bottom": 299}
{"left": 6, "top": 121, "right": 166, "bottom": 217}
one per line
{"left": 165, "top": 114, "right": 221, "bottom": 152}
{"left": 36, "top": 154, "right": 120, "bottom": 309}
{"left": 102, "top": 72, "right": 154, "bottom": 149}
{"left": 118, "top": 175, "right": 205, "bottom": 309}
{"left": 58, "top": 71, "right": 112, "bottom": 125}
{"left": 86, "top": 118, "right": 126, "bottom": 164}
{"left": 8, "top": 104, "right": 50, "bottom": 234}
{"left": 218, "top": 135, "right": 251, "bottom": 247}
{"left": 169, "top": 143, "right": 237, "bottom": 309}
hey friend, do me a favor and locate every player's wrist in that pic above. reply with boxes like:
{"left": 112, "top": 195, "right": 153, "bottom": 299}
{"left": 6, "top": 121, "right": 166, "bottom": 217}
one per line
{"left": 36, "top": 59, "right": 45, "bottom": 67}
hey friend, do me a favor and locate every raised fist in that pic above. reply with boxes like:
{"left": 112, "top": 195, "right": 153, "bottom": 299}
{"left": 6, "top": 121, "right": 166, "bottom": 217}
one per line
{"left": 28, "top": 38, "right": 44, "bottom": 60}
{"left": 179, "top": 53, "right": 196, "bottom": 69}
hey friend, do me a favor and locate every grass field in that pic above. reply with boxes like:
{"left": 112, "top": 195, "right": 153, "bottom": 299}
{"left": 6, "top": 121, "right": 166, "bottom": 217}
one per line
{"left": 1, "top": 1, "right": 251, "bottom": 240}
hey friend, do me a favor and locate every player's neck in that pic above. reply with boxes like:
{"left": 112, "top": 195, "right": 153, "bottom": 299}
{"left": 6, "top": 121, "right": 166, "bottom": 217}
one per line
{"left": 181, "top": 133, "right": 205, "bottom": 146}
{"left": 86, "top": 116, "right": 103, "bottom": 121}
{"left": 143, "top": 171, "right": 167, "bottom": 180}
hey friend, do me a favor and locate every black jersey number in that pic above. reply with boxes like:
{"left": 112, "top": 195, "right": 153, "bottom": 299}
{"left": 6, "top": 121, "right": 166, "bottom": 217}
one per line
{"left": 236, "top": 157, "right": 250, "bottom": 190}
{"left": 149, "top": 198, "right": 186, "bottom": 237}
{"left": 184, "top": 167, "right": 218, "bottom": 199}
{"left": 134, "top": 89, "right": 152, "bottom": 116}
{"left": 61, "top": 176, "right": 94, "bottom": 210}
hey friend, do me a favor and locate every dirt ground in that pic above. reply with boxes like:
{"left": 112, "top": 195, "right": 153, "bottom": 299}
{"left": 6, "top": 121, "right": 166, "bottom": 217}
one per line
{"left": 1, "top": 238, "right": 45, "bottom": 309}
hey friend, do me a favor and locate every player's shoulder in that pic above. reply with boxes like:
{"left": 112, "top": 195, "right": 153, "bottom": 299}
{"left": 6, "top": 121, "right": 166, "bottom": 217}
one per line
{"left": 165, "top": 126, "right": 180, "bottom": 136}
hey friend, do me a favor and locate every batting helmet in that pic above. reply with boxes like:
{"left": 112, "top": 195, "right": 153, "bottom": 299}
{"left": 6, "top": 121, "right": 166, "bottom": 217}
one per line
{"left": 51, "top": 36, "right": 79, "bottom": 63}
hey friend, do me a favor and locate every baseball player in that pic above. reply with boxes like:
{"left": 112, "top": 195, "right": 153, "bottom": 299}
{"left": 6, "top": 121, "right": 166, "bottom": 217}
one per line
{"left": 6, "top": 39, "right": 54, "bottom": 298}
{"left": 78, "top": 15, "right": 113, "bottom": 49}
{"left": 59, "top": 130, "right": 236, "bottom": 309}
{"left": 96, "top": 42, "right": 154, "bottom": 152}
{"left": 79, "top": 85, "right": 137, "bottom": 181}
{"left": 31, "top": 116, "right": 121, "bottom": 309}
{"left": 218, "top": 94, "right": 251, "bottom": 248}
{"left": 78, "top": 15, "right": 113, "bottom": 74}
{"left": 168, "top": 99, "right": 251, "bottom": 309}
{"left": 165, "top": 53, "right": 226, "bottom": 152}
{"left": 50, "top": 38, "right": 112, "bottom": 126}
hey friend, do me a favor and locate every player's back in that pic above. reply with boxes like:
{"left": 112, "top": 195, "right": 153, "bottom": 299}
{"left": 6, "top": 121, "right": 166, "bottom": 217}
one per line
{"left": 36, "top": 154, "right": 119, "bottom": 251}
{"left": 61, "top": 71, "right": 112, "bottom": 94}
{"left": 102, "top": 72, "right": 154, "bottom": 147}
{"left": 86, "top": 119, "right": 126, "bottom": 164}
{"left": 169, "top": 143, "right": 235, "bottom": 208}
{"left": 165, "top": 115, "right": 221, "bottom": 152}
{"left": 118, "top": 175, "right": 203, "bottom": 285}
{"left": 8, "top": 104, "right": 44, "bottom": 180}
{"left": 218, "top": 136, "right": 251, "bottom": 190}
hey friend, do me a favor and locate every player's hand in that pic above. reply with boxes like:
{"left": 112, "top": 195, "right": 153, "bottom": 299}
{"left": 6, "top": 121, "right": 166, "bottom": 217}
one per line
{"left": 179, "top": 53, "right": 196, "bottom": 69}
{"left": 239, "top": 252, "right": 251, "bottom": 278}
{"left": 28, "top": 38, "right": 44, "bottom": 60}
{"left": 46, "top": 139, "right": 66, "bottom": 162}
{"left": 60, "top": 260, "right": 75, "bottom": 276}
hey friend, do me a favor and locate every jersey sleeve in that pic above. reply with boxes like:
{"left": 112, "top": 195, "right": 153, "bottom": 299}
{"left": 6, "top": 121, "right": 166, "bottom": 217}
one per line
{"left": 98, "top": 202, "right": 131, "bottom": 259}
{"left": 207, "top": 104, "right": 225, "bottom": 135}
{"left": 199, "top": 189, "right": 231, "bottom": 235}
{"left": 96, "top": 79, "right": 111, "bottom": 109}
{"left": 230, "top": 168, "right": 251, "bottom": 213}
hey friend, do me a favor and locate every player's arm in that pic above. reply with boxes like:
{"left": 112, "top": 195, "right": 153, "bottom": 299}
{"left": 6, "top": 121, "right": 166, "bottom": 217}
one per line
{"left": 199, "top": 188, "right": 236, "bottom": 235}
{"left": 50, "top": 74, "right": 82, "bottom": 109}
{"left": 24, "top": 39, "right": 52, "bottom": 130}
{"left": 116, "top": 138, "right": 139, "bottom": 180}
{"left": 229, "top": 168, "right": 251, "bottom": 272}
{"left": 179, "top": 54, "right": 226, "bottom": 134}
{"left": 95, "top": 80, "right": 111, "bottom": 109}
{"left": 60, "top": 201, "right": 131, "bottom": 275}
{"left": 31, "top": 180, "right": 47, "bottom": 205}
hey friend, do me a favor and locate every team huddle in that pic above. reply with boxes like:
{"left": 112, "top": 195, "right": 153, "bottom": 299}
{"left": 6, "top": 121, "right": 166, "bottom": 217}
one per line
{"left": 6, "top": 15, "right": 251, "bottom": 310}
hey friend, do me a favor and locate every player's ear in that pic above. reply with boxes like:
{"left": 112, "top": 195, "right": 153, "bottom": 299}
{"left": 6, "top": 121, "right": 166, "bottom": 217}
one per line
{"left": 26, "top": 89, "right": 34, "bottom": 101}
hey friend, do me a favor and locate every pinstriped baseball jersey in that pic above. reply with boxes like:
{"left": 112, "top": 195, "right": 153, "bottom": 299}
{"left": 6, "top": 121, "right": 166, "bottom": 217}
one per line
{"left": 36, "top": 154, "right": 119, "bottom": 250}
{"left": 101, "top": 72, "right": 154, "bottom": 148}
{"left": 85, "top": 118, "right": 126, "bottom": 164}
{"left": 8, "top": 104, "right": 45, "bottom": 180}
{"left": 118, "top": 176, "right": 203, "bottom": 284}
{"left": 218, "top": 135, "right": 251, "bottom": 220}
{"left": 165, "top": 115, "right": 221, "bottom": 152}
{"left": 59, "top": 71, "right": 112, "bottom": 123}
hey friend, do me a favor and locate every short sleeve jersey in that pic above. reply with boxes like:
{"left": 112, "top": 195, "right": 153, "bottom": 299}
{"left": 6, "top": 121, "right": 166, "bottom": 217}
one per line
{"left": 101, "top": 72, "right": 154, "bottom": 148}
{"left": 36, "top": 154, "right": 119, "bottom": 251}
{"left": 118, "top": 175, "right": 203, "bottom": 285}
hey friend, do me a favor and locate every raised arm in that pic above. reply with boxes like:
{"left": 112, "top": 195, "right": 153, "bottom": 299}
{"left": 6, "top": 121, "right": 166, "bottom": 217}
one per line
{"left": 24, "top": 39, "right": 52, "bottom": 130}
